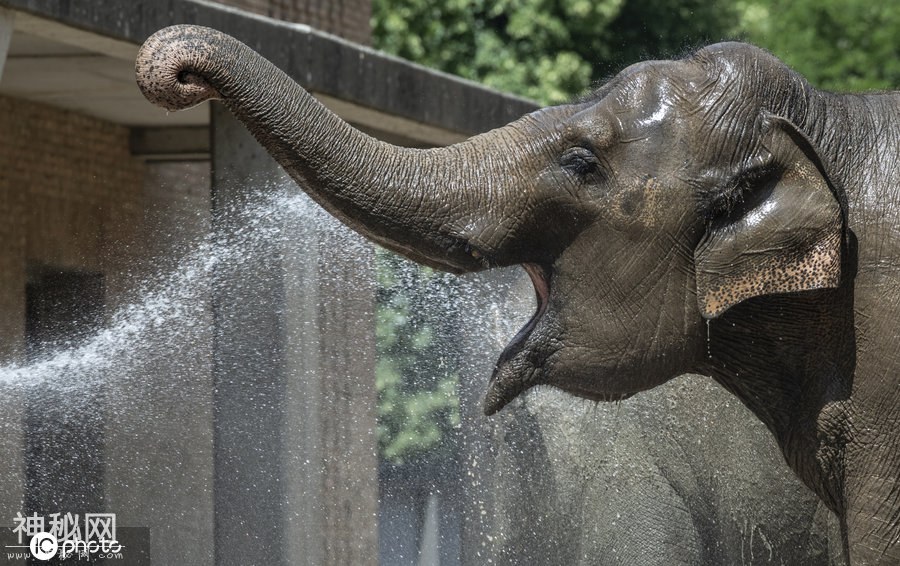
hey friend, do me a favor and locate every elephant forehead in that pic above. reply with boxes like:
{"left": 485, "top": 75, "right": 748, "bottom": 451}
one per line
{"left": 613, "top": 59, "right": 698, "bottom": 105}
{"left": 604, "top": 73, "right": 700, "bottom": 141}
{"left": 613, "top": 95, "right": 675, "bottom": 139}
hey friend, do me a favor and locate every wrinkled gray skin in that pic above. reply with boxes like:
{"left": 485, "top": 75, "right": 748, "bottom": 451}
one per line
{"left": 465, "top": 273, "right": 844, "bottom": 565}
{"left": 137, "top": 25, "right": 900, "bottom": 564}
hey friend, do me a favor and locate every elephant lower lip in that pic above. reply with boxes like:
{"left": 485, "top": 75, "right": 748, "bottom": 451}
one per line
{"left": 495, "top": 263, "right": 550, "bottom": 367}
{"left": 484, "top": 263, "right": 551, "bottom": 415}
{"left": 523, "top": 263, "right": 551, "bottom": 306}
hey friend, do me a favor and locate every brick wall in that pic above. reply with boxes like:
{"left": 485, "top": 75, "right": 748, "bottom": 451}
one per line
{"left": 0, "top": 93, "right": 146, "bottom": 530}
{"left": 0, "top": 94, "right": 146, "bottom": 344}
{"left": 215, "top": 0, "right": 372, "bottom": 45}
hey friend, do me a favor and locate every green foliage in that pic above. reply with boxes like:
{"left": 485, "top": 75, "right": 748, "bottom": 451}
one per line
{"left": 374, "top": 0, "right": 898, "bottom": 101}
{"left": 737, "top": 1, "right": 900, "bottom": 92}
{"left": 375, "top": 250, "right": 460, "bottom": 465}
{"left": 373, "top": 0, "right": 738, "bottom": 104}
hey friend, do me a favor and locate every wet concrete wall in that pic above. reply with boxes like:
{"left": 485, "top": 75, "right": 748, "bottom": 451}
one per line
{"left": 211, "top": 104, "right": 378, "bottom": 566}
{"left": 102, "top": 160, "right": 215, "bottom": 565}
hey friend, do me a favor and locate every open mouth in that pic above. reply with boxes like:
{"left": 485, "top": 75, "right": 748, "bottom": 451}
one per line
{"left": 484, "top": 262, "right": 551, "bottom": 415}
{"left": 484, "top": 263, "right": 643, "bottom": 414}
{"left": 495, "top": 262, "right": 551, "bottom": 366}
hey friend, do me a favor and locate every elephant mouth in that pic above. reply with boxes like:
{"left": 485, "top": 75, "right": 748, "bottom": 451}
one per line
{"left": 510, "top": 262, "right": 551, "bottom": 354}
{"left": 484, "top": 262, "right": 551, "bottom": 415}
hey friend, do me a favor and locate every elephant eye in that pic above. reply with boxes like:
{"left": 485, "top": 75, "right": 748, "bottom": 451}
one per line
{"left": 560, "top": 146, "right": 601, "bottom": 177}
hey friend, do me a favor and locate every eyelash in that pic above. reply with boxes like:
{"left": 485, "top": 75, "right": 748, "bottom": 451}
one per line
{"left": 560, "top": 147, "right": 602, "bottom": 177}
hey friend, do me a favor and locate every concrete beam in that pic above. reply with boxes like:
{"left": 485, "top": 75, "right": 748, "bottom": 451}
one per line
{"left": 130, "top": 126, "right": 211, "bottom": 160}
{"left": 10, "top": 10, "right": 136, "bottom": 61}
{"left": 314, "top": 93, "right": 467, "bottom": 147}
{"left": 0, "top": 7, "right": 13, "bottom": 81}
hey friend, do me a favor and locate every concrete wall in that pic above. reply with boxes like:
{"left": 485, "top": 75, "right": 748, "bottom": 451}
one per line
{"left": 102, "top": 159, "right": 216, "bottom": 565}
{"left": 215, "top": 0, "right": 371, "bottom": 45}
{"left": 211, "top": 104, "right": 378, "bottom": 566}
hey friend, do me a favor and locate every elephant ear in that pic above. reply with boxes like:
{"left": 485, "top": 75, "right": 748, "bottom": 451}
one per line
{"left": 695, "top": 116, "right": 846, "bottom": 319}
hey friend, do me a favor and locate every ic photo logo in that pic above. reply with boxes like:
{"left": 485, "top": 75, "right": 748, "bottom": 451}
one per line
{"left": 5, "top": 512, "right": 123, "bottom": 562}
{"left": 28, "top": 532, "right": 57, "bottom": 561}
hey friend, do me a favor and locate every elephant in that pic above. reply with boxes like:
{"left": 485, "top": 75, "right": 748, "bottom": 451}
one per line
{"left": 136, "top": 25, "right": 900, "bottom": 564}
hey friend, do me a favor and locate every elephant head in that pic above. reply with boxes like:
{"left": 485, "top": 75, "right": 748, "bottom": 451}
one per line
{"left": 135, "top": 26, "right": 844, "bottom": 416}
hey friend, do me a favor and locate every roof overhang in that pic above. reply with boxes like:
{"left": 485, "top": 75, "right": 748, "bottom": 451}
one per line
{"left": 0, "top": 0, "right": 537, "bottom": 149}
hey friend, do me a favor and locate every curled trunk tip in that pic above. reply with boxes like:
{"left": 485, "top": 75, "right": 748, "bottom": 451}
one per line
{"left": 135, "top": 25, "right": 223, "bottom": 112}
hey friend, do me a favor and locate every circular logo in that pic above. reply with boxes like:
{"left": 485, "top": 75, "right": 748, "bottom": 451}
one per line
{"left": 29, "top": 532, "right": 58, "bottom": 561}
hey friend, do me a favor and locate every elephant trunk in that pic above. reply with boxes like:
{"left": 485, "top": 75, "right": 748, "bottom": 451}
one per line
{"left": 136, "top": 25, "right": 521, "bottom": 273}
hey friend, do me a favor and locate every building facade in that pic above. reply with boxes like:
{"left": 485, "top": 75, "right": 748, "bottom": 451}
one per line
{"left": 0, "top": 2, "right": 531, "bottom": 564}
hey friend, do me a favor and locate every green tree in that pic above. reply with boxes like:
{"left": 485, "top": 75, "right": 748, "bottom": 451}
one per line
{"left": 737, "top": 1, "right": 900, "bottom": 92}
{"left": 375, "top": 250, "right": 461, "bottom": 465}
{"left": 373, "top": 0, "right": 738, "bottom": 104}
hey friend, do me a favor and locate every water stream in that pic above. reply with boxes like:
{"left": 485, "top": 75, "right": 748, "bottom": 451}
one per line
{"left": 0, "top": 181, "right": 526, "bottom": 565}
